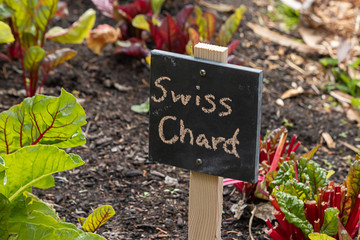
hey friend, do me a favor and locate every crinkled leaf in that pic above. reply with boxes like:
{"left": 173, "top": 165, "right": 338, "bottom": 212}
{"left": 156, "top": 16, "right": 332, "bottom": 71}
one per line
{"left": 309, "top": 233, "right": 336, "bottom": 240}
{"left": 86, "top": 24, "right": 119, "bottom": 55}
{"left": 203, "top": 12, "right": 216, "bottom": 41}
{"left": 131, "top": 99, "right": 149, "bottom": 113}
{"left": 82, "top": 205, "right": 115, "bottom": 232}
{"left": 132, "top": 14, "right": 150, "bottom": 31}
{"left": 346, "top": 160, "right": 360, "bottom": 205}
{"left": 215, "top": 5, "right": 246, "bottom": 46}
{"left": 269, "top": 161, "right": 294, "bottom": 188}
{"left": 274, "top": 190, "right": 313, "bottom": 235}
{"left": 175, "top": 5, "right": 194, "bottom": 32}
{"left": 0, "top": 21, "right": 14, "bottom": 44}
{"left": 320, "top": 208, "right": 339, "bottom": 236}
{"left": 151, "top": 0, "right": 165, "bottom": 15}
{"left": 306, "top": 160, "right": 328, "bottom": 198}
{"left": 54, "top": 129, "right": 86, "bottom": 148}
{"left": 41, "top": 48, "right": 77, "bottom": 73}
{"left": 281, "top": 180, "right": 311, "bottom": 201}
{"left": 158, "top": 13, "right": 187, "bottom": 53}
{"left": 0, "top": 88, "right": 87, "bottom": 155}
{"left": 0, "top": 193, "right": 10, "bottom": 239}
{"left": 24, "top": 46, "right": 45, "bottom": 72}
{"left": 46, "top": 8, "right": 96, "bottom": 43}
{"left": 115, "top": 38, "right": 150, "bottom": 58}
{"left": 0, "top": 145, "right": 84, "bottom": 201}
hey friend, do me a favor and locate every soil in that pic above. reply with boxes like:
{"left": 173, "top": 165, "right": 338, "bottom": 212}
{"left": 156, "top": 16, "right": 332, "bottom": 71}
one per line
{"left": 0, "top": 0, "right": 358, "bottom": 239}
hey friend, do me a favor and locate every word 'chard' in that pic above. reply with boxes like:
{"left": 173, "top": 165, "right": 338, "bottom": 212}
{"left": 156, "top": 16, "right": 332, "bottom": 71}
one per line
{"left": 0, "top": 89, "right": 113, "bottom": 239}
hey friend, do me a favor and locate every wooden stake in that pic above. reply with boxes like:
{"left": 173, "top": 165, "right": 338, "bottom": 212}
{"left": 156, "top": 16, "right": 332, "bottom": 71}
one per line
{"left": 188, "top": 43, "right": 228, "bottom": 240}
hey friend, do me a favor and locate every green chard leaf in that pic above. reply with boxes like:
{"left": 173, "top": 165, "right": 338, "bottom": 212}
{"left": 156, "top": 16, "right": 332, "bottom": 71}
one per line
{"left": 215, "top": 5, "right": 246, "bottom": 46}
{"left": 274, "top": 190, "right": 313, "bottom": 235}
{"left": 82, "top": 205, "right": 115, "bottom": 233}
{"left": 24, "top": 46, "right": 45, "bottom": 72}
{"left": 0, "top": 21, "right": 14, "bottom": 44}
{"left": 0, "top": 194, "right": 11, "bottom": 239}
{"left": 46, "top": 8, "right": 96, "bottom": 43}
{"left": 320, "top": 208, "right": 339, "bottom": 236}
{"left": 282, "top": 180, "right": 311, "bottom": 201}
{"left": 151, "top": 0, "right": 165, "bottom": 16}
{"left": 0, "top": 88, "right": 86, "bottom": 155}
{"left": 305, "top": 160, "right": 328, "bottom": 198}
{"left": 269, "top": 161, "right": 295, "bottom": 188}
{"left": 131, "top": 99, "right": 149, "bottom": 113}
{"left": 0, "top": 4, "right": 13, "bottom": 19}
{"left": 75, "top": 232, "right": 106, "bottom": 240}
{"left": 0, "top": 145, "right": 84, "bottom": 201}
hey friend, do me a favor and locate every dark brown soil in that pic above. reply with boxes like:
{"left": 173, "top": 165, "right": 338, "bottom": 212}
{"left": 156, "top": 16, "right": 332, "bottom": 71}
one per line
{"left": 0, "top": 0, "right": 357, "bottom": 239}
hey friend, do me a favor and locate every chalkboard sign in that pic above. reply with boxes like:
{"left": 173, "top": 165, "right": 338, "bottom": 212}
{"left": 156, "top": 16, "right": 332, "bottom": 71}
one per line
{"left": 149, "top": 50, "right": 263, "bottom": 182}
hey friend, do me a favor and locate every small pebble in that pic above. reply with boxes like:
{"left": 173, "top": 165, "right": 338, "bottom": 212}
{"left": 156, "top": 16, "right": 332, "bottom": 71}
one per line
{"left": 164, "top": 218, "right": 174, "bottom": 228}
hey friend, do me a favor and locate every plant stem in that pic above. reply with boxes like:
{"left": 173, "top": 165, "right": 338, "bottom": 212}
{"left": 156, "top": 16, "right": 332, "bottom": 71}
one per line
{"left": 0, "top": 52, "right": 10, "bottom": 61}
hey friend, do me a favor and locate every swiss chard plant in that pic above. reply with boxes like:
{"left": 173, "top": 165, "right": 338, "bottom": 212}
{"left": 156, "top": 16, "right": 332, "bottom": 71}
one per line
{"left": 90, "top": 0, "right": 245, "bottom": 65}
{"left": 223, "top": 127, "right": 304, "bottom": 201}
{"left": 0, "top": 19, "right": 14, "bottom": 59}
{"left": 0, "top": 0, "right": 96, "bottom": 97}
{"left": 266, "top": 156, "right": 360, "bottom": 240}
{"left": 0, "top": 89, "right": 114, "bottom": 239}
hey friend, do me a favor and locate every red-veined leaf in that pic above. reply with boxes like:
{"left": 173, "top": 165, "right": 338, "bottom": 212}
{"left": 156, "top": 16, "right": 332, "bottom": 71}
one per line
{"left": 41, "top": 48, "right": 77, "bottom": 73}
{"left": 82, "top": 205, "right": 115, "bottom": 233}
{"left": 86, "top": 24, "right": 120, "bottom": 55}
{"left": 46, "top": 9, "right": 96, "bottom": 44}
{"left": 91, "top": 0, "right": 114, "bottom": 18}
{"left": 346, "top": 160, "right": 360, "bottom": 204}
{"left": 216, "top": 5, "right": 246, "bottom": 46}
{"left": 158, "top": 13, "right": 187, "bottom": 53}
{"left": 24, "top": 46, "right": 45, "bottom": 72}
{"left": 117, "top": 0, "right": 151, "bottom": 21}
{"left": 175, "top": 4, "right": 194, "bottom": 32}
{"left": 203, "top": 12, "right": 216, "bottom": 41}
{"left": 301, "top": 145, "right": 320, "bottom": 160}
{"left": 115, "top": 38, "right": 150, "bottom": 58}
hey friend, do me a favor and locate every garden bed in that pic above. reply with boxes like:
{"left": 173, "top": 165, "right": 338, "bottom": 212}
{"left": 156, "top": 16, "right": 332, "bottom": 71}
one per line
{"left": 0, "top": 0, "right": 358, "bottom": 239}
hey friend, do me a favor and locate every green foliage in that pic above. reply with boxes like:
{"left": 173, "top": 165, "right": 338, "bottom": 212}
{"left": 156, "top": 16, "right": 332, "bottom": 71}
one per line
{"left": 1, "top": 1, "right": 95, "bottom": 97}
{"left": 0, "top": 90, "right": 112, "bottom": 240}
{"left": 267, "top": 1, "right": 300, "bottom": 31}
{"left": 131, "top": 98, "right": 149, "bottom": 113}
{"left": 0, "top": 20, "right": 14, "bottom": 43}
{"left": 309, "top": 233, "right": 336, "bottom": 240}
{"left": 320, "top": 57, "right": 360, "bottom": 97}
{"left": 320, "top": 208, "right": 339, "bottom": 236}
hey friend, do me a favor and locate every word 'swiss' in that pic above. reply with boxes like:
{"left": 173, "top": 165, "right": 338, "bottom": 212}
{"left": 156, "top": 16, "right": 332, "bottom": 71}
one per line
{"left": 152, "top": 76, "right": 240, "bottom": 158}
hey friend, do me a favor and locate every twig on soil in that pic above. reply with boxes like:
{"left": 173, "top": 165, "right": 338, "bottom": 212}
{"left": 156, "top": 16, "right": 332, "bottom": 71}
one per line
{"left": 85, "top": 121, "right": 92, "bottom": 137}
{"left": 285, "top": 59, "right": 305, "bottom": 74}
{"left": 249, "top": 206, "right": 257, "bottom": 240}
{"left": 339, "top": 140, "right": 359, "bottom": 154}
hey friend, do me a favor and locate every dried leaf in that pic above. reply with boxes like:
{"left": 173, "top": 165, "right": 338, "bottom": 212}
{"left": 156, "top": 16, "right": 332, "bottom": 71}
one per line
{"left": 198, "top": 0, "right": 235, "bottom": 13}
{"left": 346, "top": 108, "right": 360, "bottom": 125}
{"left": 230, "top": 199, "right": 247, "bottom": 220}
{"left": 329, "top": 91, "right": 352, "bottom": 105}
{"left": 86, "top": 24, "right": 120, "bottom": 55}
{"left": 248, "top": 23, "right": 325, "bottom": 55}
{"left": 250, "top": 202, "right": 275, "bottom": 222}
{"left": 281, "top": 87, "right": 304, "bottom": 99}
{"left": 55, "top": 1, "right": 69, "bottom": 18}
{"left": 322, "top": 132, "right": 336, "bottom": 149}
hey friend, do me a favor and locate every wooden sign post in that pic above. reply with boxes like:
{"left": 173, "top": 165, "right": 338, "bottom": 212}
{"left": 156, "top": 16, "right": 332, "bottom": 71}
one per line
{"left": 149, "top": 43, "right": 263, "bottom": 239}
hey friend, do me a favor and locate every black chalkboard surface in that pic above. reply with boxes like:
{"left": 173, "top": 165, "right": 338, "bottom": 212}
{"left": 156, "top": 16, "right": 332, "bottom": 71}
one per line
{"left": 149, "top": 50, "right": 263, "bottom": 182}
